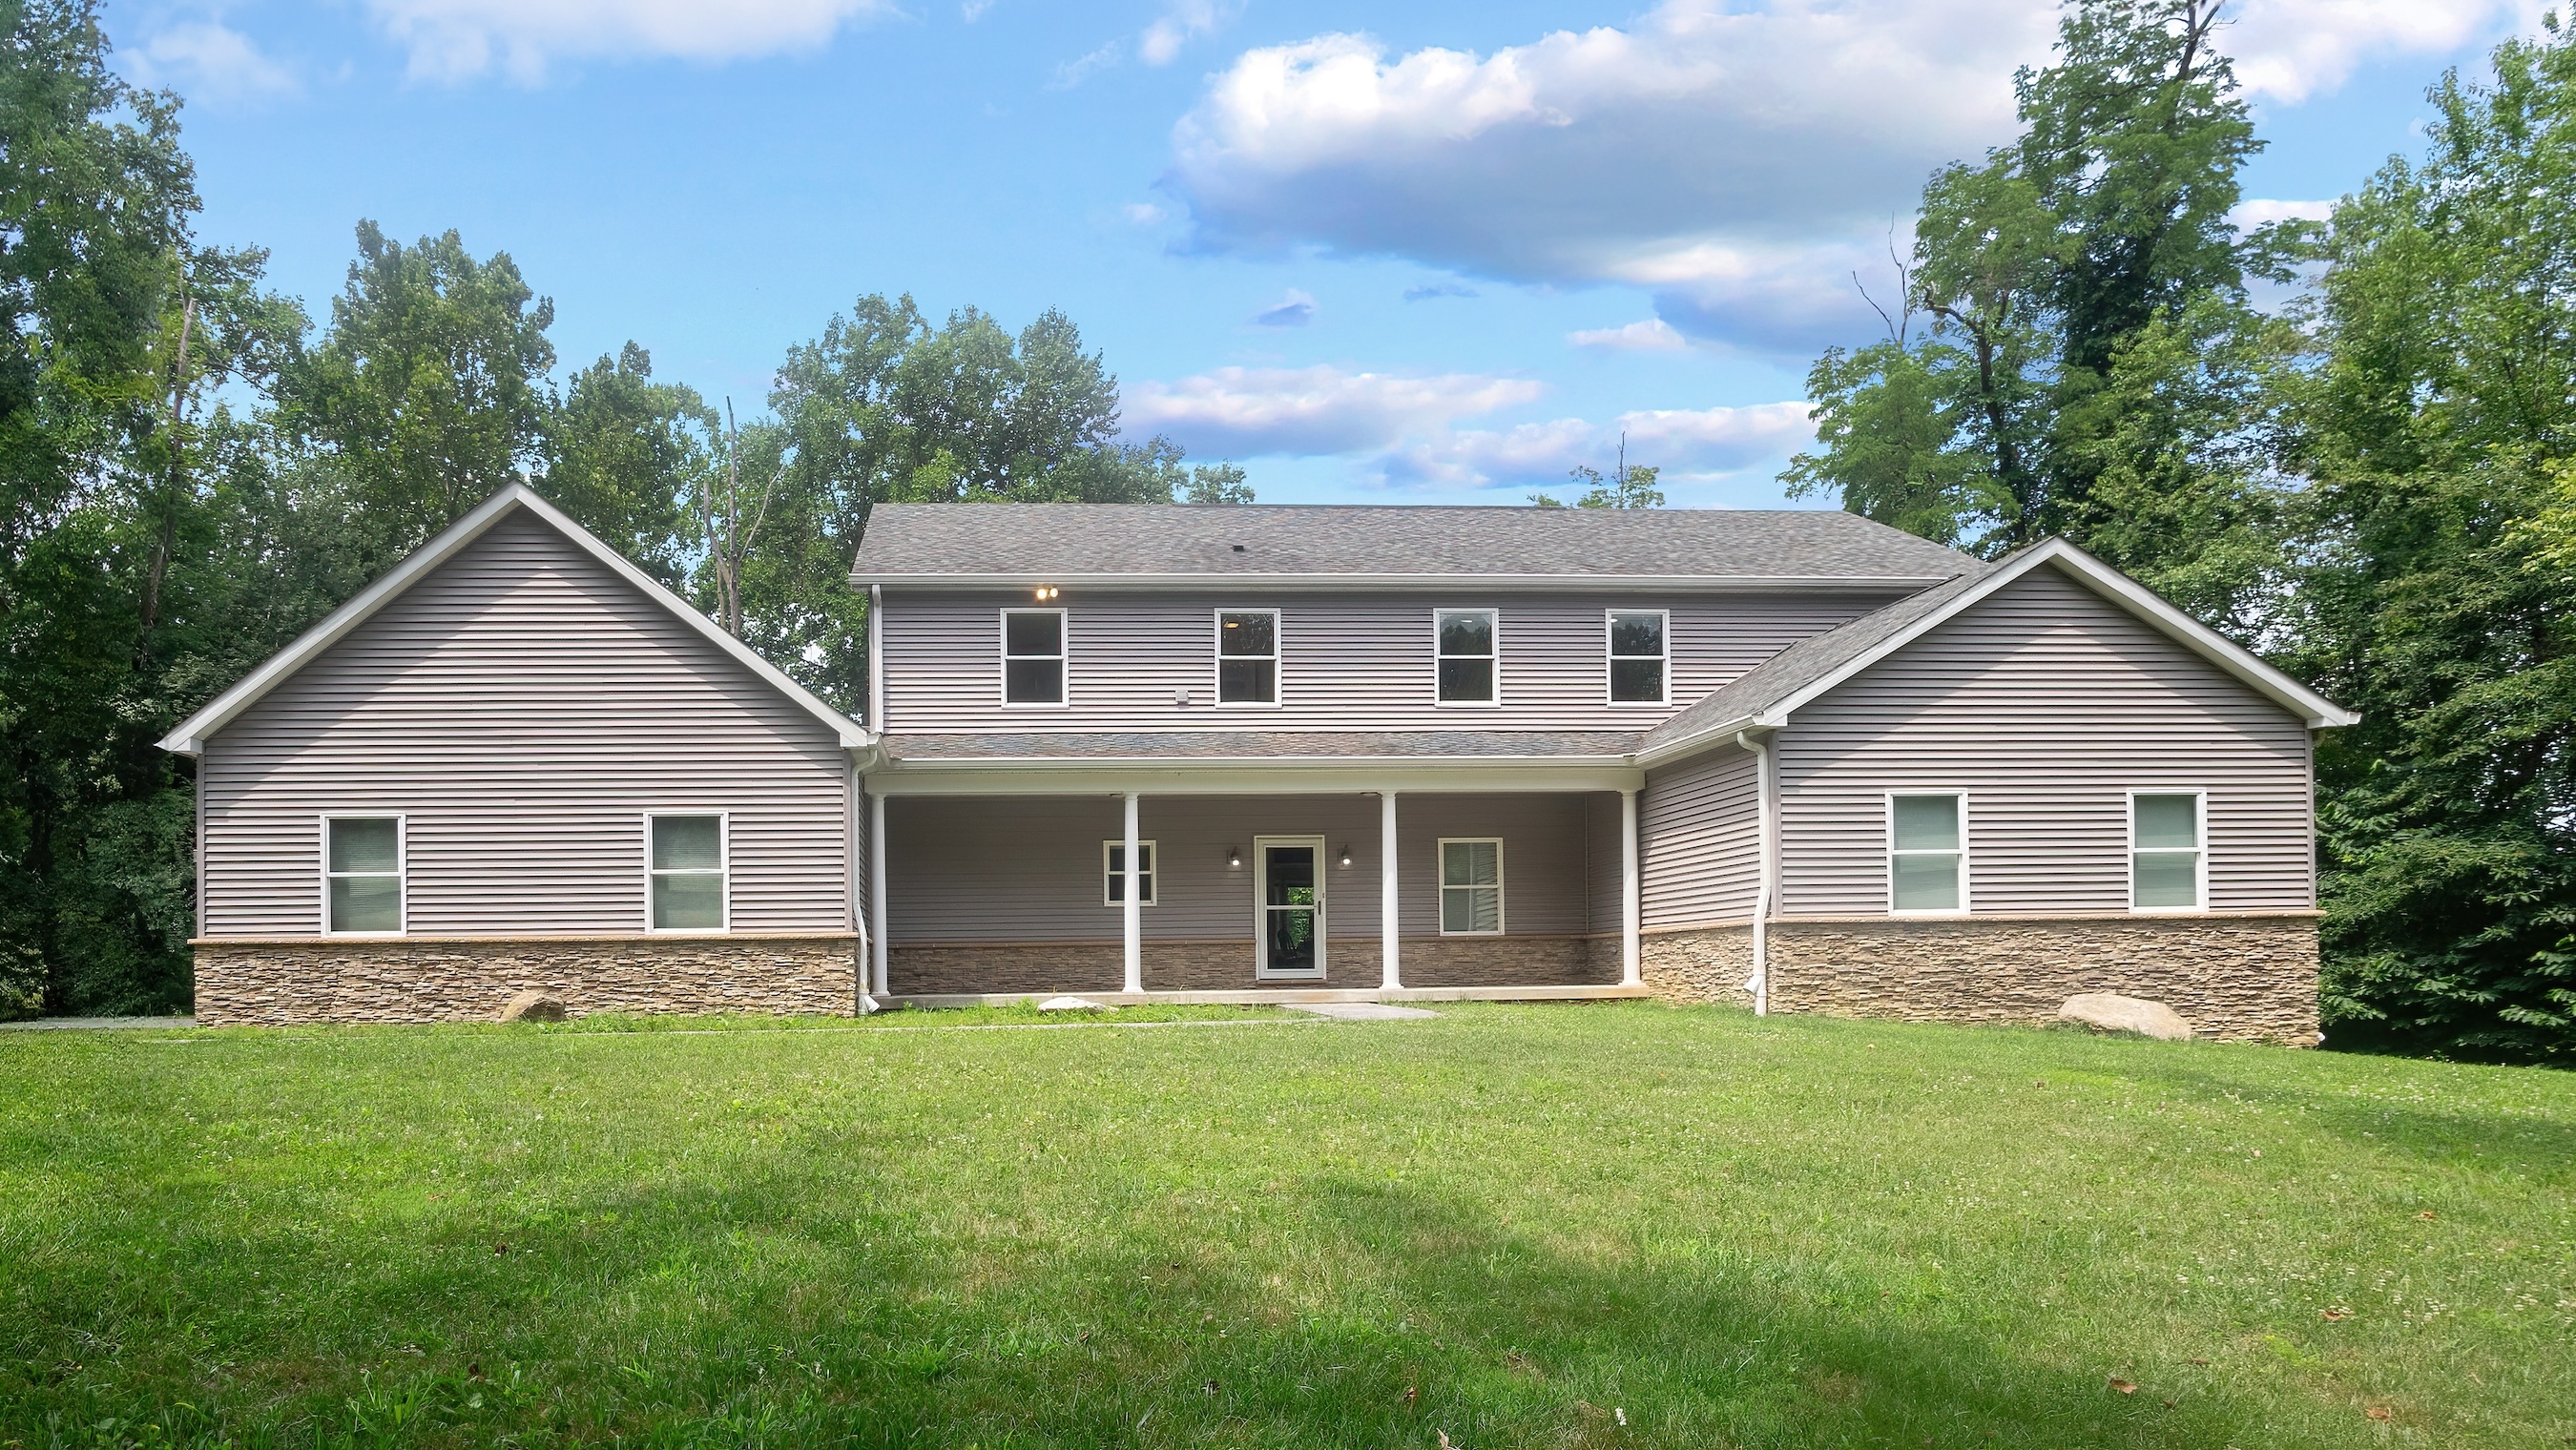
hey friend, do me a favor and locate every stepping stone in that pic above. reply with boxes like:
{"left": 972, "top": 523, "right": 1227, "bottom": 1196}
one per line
{"left": 1284, "top": 1003, "right": 1441, "bottom": 1021}
{"left": 1036, "top": 996, "right": 1114, "bottom": 1012}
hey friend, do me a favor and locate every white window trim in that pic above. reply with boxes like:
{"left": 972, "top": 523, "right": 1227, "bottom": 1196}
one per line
{"left": 2128, "top": 787, "right": 2211, "bottom": 914}
{"left": 1212, "top": 608, "right": 1283, "bottom": 709}
{"left": 1437, "top": 836, "right": 1507, "bottom": 937}
{"left": 1605, "top": 608, "right": 1671, "bottom": 708}
{"left": 1253, "top": 834, "right": 1328, "bottom": 980}
{"left": 319, "top": 813, "right": 406, "bottom": 938}
{"left": 644, "top": 810, "right": 732, "bottom": 934}
{"left": 1102, "top": 838, "right": 1159, "bottom": 906}
{"left": 1432, "top": 607, "right": 1502, "bottom": 709}
{"left": 1885, "top": 792, "right": 1971, "bottom": 918}
{"left": 998, "top": 606, "right": 1070, "bottom": 709}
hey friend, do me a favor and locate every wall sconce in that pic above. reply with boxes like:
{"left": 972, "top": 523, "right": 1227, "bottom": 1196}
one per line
{"left": 1338, "top": 844, "right": 1353, "bottom": 867}
{"left": 1031, "top": 585, "right": 1059, "bottom": 601}
{"left": 1226, "top": 847, "right": 1242, "bottom": 869}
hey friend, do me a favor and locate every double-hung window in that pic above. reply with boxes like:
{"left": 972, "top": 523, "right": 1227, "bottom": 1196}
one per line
{"left": 2130, "top": 792, "right": 2206, "bottom": 910}
{"left": 1608, "top": 610, "right": 1668, "bottom": 705}
{"left": 323, "top": 816, "right": 405, "bottom": 934}
{"left": 648, "top": 814, "right": 728, "bottom": 931}
{"left": 1888, "top": 794, "right": 1966, "bottom": 914}
{"left": 1104, "top": 839, "right": 1157, "bottom": 905}
{"left": 1002, "top": 609, "right": 1066, "bottom": 705}
{"left": 1439, "top": 838, "right": 1505, "bottom": 934}
{"left": 1215, "top": 610, "right": 1278, "bottom": 705}
{"left": 1435, "top": 610, "right": 1498, "bottom": 705}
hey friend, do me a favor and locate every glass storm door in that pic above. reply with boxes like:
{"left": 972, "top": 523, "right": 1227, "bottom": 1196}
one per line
{"left": 1256, "top": 837, "right": 1325, "bottom": 978}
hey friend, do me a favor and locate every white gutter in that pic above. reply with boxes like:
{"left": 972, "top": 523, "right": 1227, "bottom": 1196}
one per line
{"left": 1736, "top": 729, "right": 1775, "bottom": 1016}
{"left": 849, "top": 571, "right": 1959, "bottom": 592}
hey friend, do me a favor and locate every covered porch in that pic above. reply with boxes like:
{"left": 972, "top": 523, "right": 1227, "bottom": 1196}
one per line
{"left": 862, "top": 756, "right": 1650, "bottom": 1005}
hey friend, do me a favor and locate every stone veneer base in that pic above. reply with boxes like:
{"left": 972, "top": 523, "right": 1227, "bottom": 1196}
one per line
{"left": 1641, "top": 915, "right": 2318, "bottom": 1044}
{"left": 888, "top": 936, "right": 1621, "bottom": 996}
{"left": 192, "top": 935, "right": 860, "bottom": 1026}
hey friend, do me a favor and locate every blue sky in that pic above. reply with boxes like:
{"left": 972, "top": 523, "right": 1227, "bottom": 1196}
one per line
{"left": 115, "top": 0, "right": 2534, "bottom": 507}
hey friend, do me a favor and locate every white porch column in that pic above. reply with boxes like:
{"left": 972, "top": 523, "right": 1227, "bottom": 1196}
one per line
{"left": 1122, "top": 791, "right": 1143, "bottom": 996}
{"left": 1380, "top": 791, "right": 1401, "bottom": 991}
{"left": 1620, "top": 787, "right": 1642, "bottom": 986}
{"left": 868, "top": 791, "right": 890, "bottom": 997}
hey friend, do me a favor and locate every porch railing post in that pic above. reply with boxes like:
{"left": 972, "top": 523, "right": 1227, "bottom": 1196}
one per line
{"left": 1380, "top": 790, "right": 1401, "bottom": 992}
{"left": 1621, "top": 787, "right": 1642, "bottom": 987}
{"left": 1122, "top": 791, "right": 1143, "bottom": 996}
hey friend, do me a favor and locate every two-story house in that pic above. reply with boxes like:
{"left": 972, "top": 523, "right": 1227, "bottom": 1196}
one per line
{"left": 164, "top": 484, "right": 2353, "bottom": 1039}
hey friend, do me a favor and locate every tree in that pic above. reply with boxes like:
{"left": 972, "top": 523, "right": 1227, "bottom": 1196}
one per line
{"left": 287, "top": 222, "right": 556, "bottom": 562}
{"left": 542, "top": 342, "right": 711, "bottom": 589}
{"left": 2279, "top": 21, "right": 2576, "bottom": 1063}
{"left": 1785, "top": 0, "right": 2301, "bottom": 615}
{"left": 1531, "top": 436, "right": 1664, "bottom": 508}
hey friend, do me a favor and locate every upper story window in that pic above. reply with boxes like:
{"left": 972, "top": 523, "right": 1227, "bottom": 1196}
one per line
{"left": 1888, "top": 793, "right": 1967, "bottom": 914}
{"left": 1608, "top": 610, "right": 1668, "bottom": 705}
{"left": 2131, "top": 791, "right": 2205, "bottom": 911}
{"left": 1435, "top": 609, "right": 1498, "bottom": 706}
{"left": 323, "top": 815, "right": 405, "bottom": 935}
{"left": 1215, "top": 610, "right": 1279, "bottom": 706}
{"left": 1001, "top": 608, "right": 1066, "bottom": 706}
{"left": 648, "top": 814, "right": 728, "bottom": 931}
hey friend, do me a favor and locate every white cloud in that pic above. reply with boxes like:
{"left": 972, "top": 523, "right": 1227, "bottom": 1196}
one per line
{"left": 1123, "top": 201, "right": 1170, "bottom": 225}
{"left": 1123, "top": 364, "right": 1542, "bottom": 456}
{"left": 960, "top": 0, "right": 995, "bottom": 20}
{"left": 1050, "top": 39, "right": 1124, "bottom": 91}
{"left": 1568, "top": 319, "right": 1687, "bottom": 352}
{"left": 2230, "top": 197, "right": 2338, "bottom": 228}
{"left": 126, "top": 20, "right": 298, "bottom": 104}
{"left": 1164, "top": 0, "right": 2519, "bottom": 351}
{"left": 1141, "top": 0, "right": 1229, "bottom": 66}
{"left": 1386, "top": 402, "right": 1813, "bottom": 490}
{"left": 360, "top": 0, "right": 897, "bottom": 82}
{"left": 1252, "top": 288, "right": 1317, "bottom": 326}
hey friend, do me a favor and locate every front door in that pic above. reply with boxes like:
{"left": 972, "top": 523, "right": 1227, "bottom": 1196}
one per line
{"left": 1255, "top": 836, "right": 1325, "bottom": 979}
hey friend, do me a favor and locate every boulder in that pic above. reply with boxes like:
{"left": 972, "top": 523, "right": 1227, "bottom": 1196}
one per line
{"left": 2058, "top": 992, "right": 2192, "bottom": 1042}
{"left": 499, "top": 989, "right": 569, "bottom": 1024}
{"left": 1035, "top": 996, "right": 1113, "bottom": 1012}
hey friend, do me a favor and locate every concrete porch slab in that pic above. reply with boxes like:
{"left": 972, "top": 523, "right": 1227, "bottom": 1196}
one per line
{"left": 887, "top": 984, "right": 1655, "bottom": 1009}
{"left": 1285, "top": 1002, "right": 1442, "bottom": 1020}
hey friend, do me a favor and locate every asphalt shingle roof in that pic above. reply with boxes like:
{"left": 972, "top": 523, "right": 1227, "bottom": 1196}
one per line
{"left": 883, "top": 730, "right": 1646, "bottom": 760}
{"left": 851, "top": 504, "right": 1975, "bottom": 584}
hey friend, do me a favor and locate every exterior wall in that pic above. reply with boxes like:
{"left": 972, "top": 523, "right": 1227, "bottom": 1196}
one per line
{"left": 1776, "top": 565, "right": 2316, "bottom": 917}
{"left": 1762, "top": 915, "right": 2318, "bottom": 1044}
{"left": 193, "top": 935, "right": 860, "bottom": 1026}
{"left": 1640, "top": 923, "right": 1755, "bottom": 1006}
{"left": 882, "top": 791, "right": 1616, "bottom": 991}
{"left": 878, "top": 588, "right": 1903, "bottom": 735}
{"left": 199, "top": 510, "right": 854, "bottom": 939}
{"left": 1640, "top": 746, "right": 1760, "bottom": 930}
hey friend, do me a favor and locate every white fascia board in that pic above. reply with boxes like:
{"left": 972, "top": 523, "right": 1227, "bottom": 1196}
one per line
{"left": 867, "top": 760, "right": 1644, "bottom": 796}
{"left": 1760, "top": 541, "right": 2358, "bottom": 732}
{"left": 1631, "top": 715, "right": 1776, "bottom": 770}
{"left": 852, "top": 571, "right": 1961, "bottom": 592}
{"left": 160, "top": 483, "right": 875, "bottom": 756}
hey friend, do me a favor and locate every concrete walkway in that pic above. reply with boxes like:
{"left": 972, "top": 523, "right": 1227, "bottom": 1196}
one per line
{"left": 1283, "top": 1002, "right": 1441, "bottom": 1021}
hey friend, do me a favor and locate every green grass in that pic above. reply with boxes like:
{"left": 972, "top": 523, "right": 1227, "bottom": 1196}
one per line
{"left": 2, "top": 1004, "right": 2569, "bottom": 1449}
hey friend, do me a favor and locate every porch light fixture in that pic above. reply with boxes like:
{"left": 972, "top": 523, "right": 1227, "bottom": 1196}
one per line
{"left": 1338, "top": 844, "right": 1353, "bottom": 868}
{"left": 1031, "top": 585, "right": 1059, "bottom": 601}
{"left": 1226, "top": 847, "right": 1241, "bottom": 869}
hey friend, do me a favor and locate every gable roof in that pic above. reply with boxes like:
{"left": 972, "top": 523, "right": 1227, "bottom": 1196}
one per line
{"left": 158, "top": 484, "right": 873, "bottom": 756}
{"left": 850, "top": 503, "right": 1974, "bottom": 589}
{"left": 1635, "top": 537, "right": 2358, "bottom": 766}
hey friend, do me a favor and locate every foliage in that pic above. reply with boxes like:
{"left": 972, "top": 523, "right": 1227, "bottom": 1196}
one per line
{"left": 3, "top": 1005, "right": 2567, "bottom": 1444}
{"left": 1784, "top": 0, "right": 2302, "bottom": 623}
{"left": 1530, "top": 445, "right": 1664, "bottom": 508}
{"left": 2281, "top": 22, "right": 2576, "bottom": 1063}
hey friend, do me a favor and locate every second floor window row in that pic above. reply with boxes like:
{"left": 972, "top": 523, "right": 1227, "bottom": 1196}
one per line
{"left": 994, "top": 606, "right": 1673, "bottom": 708}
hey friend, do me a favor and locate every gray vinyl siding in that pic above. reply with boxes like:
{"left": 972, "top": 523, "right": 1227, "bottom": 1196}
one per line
{"left": 199, "top": 510, "right": 850, "bottom": 937}
{"left": 880, "top": 590, "right": 1902, "bottom": 734}
{"left": 1583, "top": 792, "right": 1625, "bottom": 937}
{"left": 1775, "top": 565, "right": 2315, "bottom": 917}
{"left": 1641, "top": 746, "right": 1761, "bottom": 929}
{"left": 884, "top": 792, "right": 1606, "bottom": 943}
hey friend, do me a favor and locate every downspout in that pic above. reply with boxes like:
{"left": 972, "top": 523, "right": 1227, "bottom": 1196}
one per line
{"left": 866, "top": 584, "right": 885, "bottom": 732}
{"left": 1736, "top": 730, "right": 1775, "bottom": 1017}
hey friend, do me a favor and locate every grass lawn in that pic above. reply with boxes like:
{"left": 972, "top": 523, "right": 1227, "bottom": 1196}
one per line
{"left": 2, "top": 1004, "right": 2569, "bottom": 1448}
